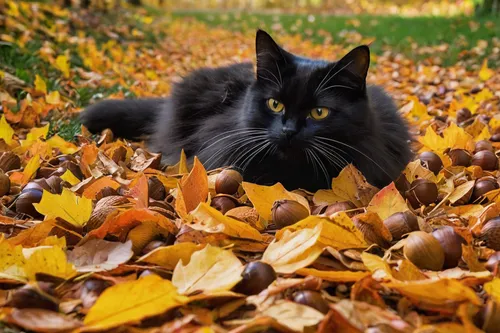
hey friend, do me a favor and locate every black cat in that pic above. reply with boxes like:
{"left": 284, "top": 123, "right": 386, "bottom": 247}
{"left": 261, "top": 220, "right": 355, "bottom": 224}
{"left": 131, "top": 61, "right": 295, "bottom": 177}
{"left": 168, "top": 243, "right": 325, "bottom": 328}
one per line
{"left": 80, "top": 29, "right": 413, "bottom": 191}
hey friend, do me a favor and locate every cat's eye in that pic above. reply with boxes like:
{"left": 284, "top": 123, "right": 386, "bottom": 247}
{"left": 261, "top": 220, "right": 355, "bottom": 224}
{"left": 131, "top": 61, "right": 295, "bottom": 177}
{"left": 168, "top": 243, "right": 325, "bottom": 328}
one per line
{"left": 267, "top": 98, "right": 285, "bottom": 113}
{"left": 310, "top": 107, "right": 330, "bottom": 120}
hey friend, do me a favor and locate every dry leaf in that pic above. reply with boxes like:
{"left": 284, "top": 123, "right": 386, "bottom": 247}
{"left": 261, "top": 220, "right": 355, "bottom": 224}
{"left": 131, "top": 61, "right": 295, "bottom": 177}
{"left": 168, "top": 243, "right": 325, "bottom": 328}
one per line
{"left": 34, "top": 188, "right": 93, "bottom": 227}
{"left": 138, "top": 242, "right": 205, "bottom": 270}
{"left": 367, "top": 182, "right": 408, "bottom": 220}
{"left": 260, "top": 300, "right": 324, "bottom": 332}
{"left": 6, "top": 308, "right": 82, "bottom": 333}
{"left": 67, "top": 239, "right": 133, "bottom": 272}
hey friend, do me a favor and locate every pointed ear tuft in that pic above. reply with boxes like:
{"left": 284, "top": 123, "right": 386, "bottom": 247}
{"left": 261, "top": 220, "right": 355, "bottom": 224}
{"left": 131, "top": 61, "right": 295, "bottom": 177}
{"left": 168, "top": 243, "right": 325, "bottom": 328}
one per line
{"left": 338, "top": 45, "right": 370, "bottom": 80}
{"left": 255, "top": 29, "right": 288, "bottom": 85}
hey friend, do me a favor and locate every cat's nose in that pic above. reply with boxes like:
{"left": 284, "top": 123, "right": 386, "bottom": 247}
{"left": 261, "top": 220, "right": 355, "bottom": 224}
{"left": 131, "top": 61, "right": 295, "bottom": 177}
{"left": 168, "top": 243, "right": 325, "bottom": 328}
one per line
{"left": 281, "top": 126, "right": 298, "bottom": 140}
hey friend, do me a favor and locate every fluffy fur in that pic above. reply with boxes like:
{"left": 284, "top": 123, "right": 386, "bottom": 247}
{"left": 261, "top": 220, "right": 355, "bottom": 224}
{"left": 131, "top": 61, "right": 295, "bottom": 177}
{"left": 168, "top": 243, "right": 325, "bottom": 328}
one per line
{"left": 80, "top": 30, "right": 413, "bottom": 191}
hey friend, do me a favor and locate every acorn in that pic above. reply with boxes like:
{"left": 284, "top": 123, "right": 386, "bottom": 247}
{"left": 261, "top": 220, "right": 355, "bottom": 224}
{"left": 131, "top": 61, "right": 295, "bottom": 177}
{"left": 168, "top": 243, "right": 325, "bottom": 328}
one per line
{"left": 418, "top": 151, "right": 443, "bottom": 174}
{"left": 233, "top": 261, "right": 276, "bottom": 295}
{"left": 403, "top": 231, "right": 445, "bottom": 271}
{"left": 456, "top": 107, "right": 472, "bottom": 123}
{"left": 479, "top": 218, "right": 500, "bottom": 251}
{"left": 383, "top": 211, "right": 419, "bottom": 240}
{"left": 141, "top": 240, "right": 167, "bottom": 255}
{"left": 48, "top": 154, "right": 77, "bottom": 166}
{"left": 148, "top": 176, "right": 166, "bottom": 201}
{"left": 271, "top": 200, "right": 309, "bottom": 228}
{"left": 16, "top": 189, "right": 43, "bottom": 218}
{"left": 23, "top": 178, "right": 51, "bottom": 193}
{"left": 6, "top": 282, "right": 58, "bottom": 311}
{"left": 472, "top": 150, "right": 498, "bottom": 171}
{"left": 86, "top": 196, "right": 130, "bottom": 230}
{"left": 474, "top": 301, "right": 500, "bottom": 333}
{"left": 432, "top": 226, "right": 466, "bottom": 269}
{"left": 447, "top": 149, "right": 471, "bottom": 167}
{"left": 474, "top": 140, "right": 494, "bottom": 154}
{"left": 215, "top": 169, "right": 243, "bottom": 194}
{"left": 324, "top": 201, "right": 356, "bottom": 216}
{"left": 211, "top": 196, "right": 237, "bottom": 214}
{"left": 405, "top": 179, "right": 438, "bottom": 208}
{"left": 95, "top": 186, "right": 119, "bottom": 201}
{"left": 293, "top": 291, "right": 330, "bottom": 314}
{"left": 491, "top": 134, "right": 500, "bottom": 142}
{"left": 0, "top": 171, "right": 10, "bottom": 196}
{"left": 45, "top": 175, "right": 63, "bottom": 194}
{"left": 0, "top": 151, "right": 21, "bottom": 172}
{"left": 352, "top": 215, "right": 391, "bottom": 248}
{"left": 471, "top": 178, "right": 499, "bottom": 202}
{"left": 485, "top": 252, "right": 500, "bottom": 273}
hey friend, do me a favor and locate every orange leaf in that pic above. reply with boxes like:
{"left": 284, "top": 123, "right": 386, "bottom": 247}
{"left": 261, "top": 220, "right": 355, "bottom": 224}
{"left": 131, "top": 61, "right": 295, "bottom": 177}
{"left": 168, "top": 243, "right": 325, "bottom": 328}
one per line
{"left": 127, "top": 174, "right": 149, "bottom": 209}
{"left": 366, "top": 182, "right": 408, "bottom": 220}
{"left": 82, "top": 177, "right": 121, "bottom": 199}
{"left": 175, "top": 157, "right": 208, "bottom": 218}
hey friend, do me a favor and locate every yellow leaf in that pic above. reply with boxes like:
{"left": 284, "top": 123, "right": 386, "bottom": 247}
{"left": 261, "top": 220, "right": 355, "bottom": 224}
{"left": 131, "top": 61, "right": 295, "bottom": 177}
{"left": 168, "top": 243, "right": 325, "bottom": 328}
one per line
{"left": 402, "top": 96, "right": 432, "bottom": 124}
{"left": 449, "top": 181, "right": 475, "bottom": 204}
{"left": 179, "top": 149, "right": 188, "bottom": 174}
{"left": 23, "top": 246, "right": 76, "bottom": 281}
{"left": 479, "top": 58, "right": 494, "bottom": 81}
{"left": 138, "top": 242, "right": 205, "bottom": 270}
{"left": 403, "top": 160, "right": 438, "bottom": 183}
{"left": 484, "top": 278, "right": 500, "bottom": 303}
{"left": 172, "top": 244, "right": 244, "bottom": 294}
{"left": 55, "top": 55, "right": 70, "bottom": 78}
{"left": 361, "top": 252, "right": 392, "bottom": 279}
{"left": 261, "top": 300, "right": 324, "bottom": 332}
{"left": 189, "top": 203, "right": 263, "bottom": 240}
{"left": 18, "top": 154, "right": 41, "bottom": 185}
{"left": 296, "top": 268, "right": 370, "bottom": 282}
{"left": 84, "top": 275, "right": 188, "bottom": 331}
{"left": 392, "top": 259, "right": 428, "bottom": 281}
{"left": 242, "top": 181, "right": 308, "bottom": 221}
{"left": 33, "top": 188, "right": 92, "bottom": 227}
{"left": 45, "top": 91, "right": 61, "bottom": 105}
{"left": 34, "top": 75, "right": 47, "bottom": 94}
{"left": 46, "top": 135, "right": 79, "bottom": 154}
{"left": 277, "top": 213, "right": 367, "bottom": 250}
{"left": 26, "top": 124, "right": 49, "bottom": 142}
{"left": 0, "top": 236, "right": 26, "bottom": 280}
{"left": 0, "top": 115, "right": 14, "bottom": 145}
{"left": 60, "top": 169, "right": 80, "bottom": 186}
{"left": 367, "top": 182, "right": 408, "bottom": 220}
{"left": 384, "top": 279, "right": 481, "bottom": 312}
{"left": 419, "top": 123, "right": 474, "bottom": 153}
{"left": 263, "top": 224, "right": 323, "bottom": 274}
{"left": 313, "top": 164, "right": 378, "bottom": 207}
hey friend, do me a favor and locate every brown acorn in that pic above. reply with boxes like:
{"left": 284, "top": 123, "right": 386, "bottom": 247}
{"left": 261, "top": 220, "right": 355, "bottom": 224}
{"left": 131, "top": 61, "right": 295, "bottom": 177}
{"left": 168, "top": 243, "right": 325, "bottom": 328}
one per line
{"left": 215, "top": 169, "right": 243, "bottom": 195}
{"left": 0, "top": 171, "right": 10, "bottom": 196}
{"left": 485, "top": 252, "right": 500, "bottom": 273}
{"left": 491, "top": 133, "right": 500, "bottom": 142}
{"left": 404, "top": 231, "right": 445, "bottom": 271}
{"left": 432, "top": 226, "right": 466, "bottom": 269}
{"left": 447, "top": 149, "right": 472, "bottom": 167}
{"left": 474, "top": 140, "right": 494, "bottom": 154}
{"left": 456, "top": 107, "right": 472, "bottom": 123}
{"left": 0, "top": 151, "right": 21, "bottom": 172}
{"left": 86, "top": 196, "right": 130, "bottom": 230}
{"left": 45, "top": 175, "right": 63, "bottom": 194}
{"left": 48, "top": 154, "right": 77, "bottom": 166}
{"left": 472, "top": 150, "right": 499, "bottom": 170}
{"left": 479, "top": 218, "right": 500, "bottom": 251}
{"left": 383, "top": 211, "right": 419, "bottom": 240}
{"left": 271, "top": 199, "right": 309, "bottom": 228}
{"left": 16, "top": 189, "right": 43, "bottom": 218}
{"left": 211, "top": 196, "right": 237, "bottom": 214}
{"left": 471, "top": 178, "right": 499, "bottom": 202}
{"left": 95, "top": 186, "right": 119, "bottom": 201}
{"left": 148, "top": 176, "right": 166, "bottom": 201}
{"left": 324, "top": 201, "right": 356, "bottom": 216}
{"left": 233, "top": 261, "right": 276, "bottom": 295}
{"left": 418, "top": 151, "right": 443, "bottom": 174}
{"left": 293, "top": 291, "right": 330, "bottom": 314}
{"left": 474, "top": 300, "right": 500, "bottom": 333}
{"left": 405, "top": 179, "right": 438, "bottom": 208}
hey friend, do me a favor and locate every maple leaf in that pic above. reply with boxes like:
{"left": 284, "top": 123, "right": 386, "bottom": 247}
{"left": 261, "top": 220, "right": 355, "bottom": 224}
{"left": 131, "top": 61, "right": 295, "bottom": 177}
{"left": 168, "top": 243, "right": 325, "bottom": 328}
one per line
{"left": 33, "top": 188, "right": 93, "bottom": 227}
{"left": 0, "top": 114, "right": 14, "bottom": 145}
{"left": 84, "top": 275, "right": 189, "bottom": 330}
{"left": 55, "top": 54, "right": 70, "bottom": 78}
{"left": 172, "top": 244, "right": 244, "bottom": 294}
{"left": 23, "top": 245, "right": 76, "bottom": 281}
{"left": 34, "top": 75, "right": 47, "bottom": 95}
{"left": 479, "top": 58, "right": 494, "bottom": 81}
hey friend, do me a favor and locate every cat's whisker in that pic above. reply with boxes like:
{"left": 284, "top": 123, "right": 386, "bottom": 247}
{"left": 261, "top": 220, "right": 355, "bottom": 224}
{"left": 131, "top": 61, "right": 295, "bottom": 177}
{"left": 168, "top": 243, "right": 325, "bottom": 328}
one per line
{"left": 203, "top": 135, "right": 268, "bottom": 169}
{"left": 316, "top": 84, "right": 355, "bottom": 95}
{"left": 309, "top": 146, "right": 331, "bottom": 187}
{"left": 275, "top": 61, "right": 283, "bottom": 87}
{"left": 312, "top": 139, "right": 350, "bottom": 167}
{"left": 257, "top": 74, "right": 281, "bottom": 89}
{"left": 260, "top": 68, "right": 282, "bottom": 88}
{"left": 314, "top": 60, "right": 354, "bottom": 96}
{"left": 311, "top": 142, "right": 345, "bottom": 172}
{"left": 225, "top": 137, "right": 268, "bottom": 168}
{"left": 232, "top": 139, "right": 270, "bottom": 170}
{"left": 305, "top": 148, "right": 319, "bottom": 182}
{"left": 240, "top": 141, "right": 272, "bottom": 172}
{"left": 199, "top": 128, "right": 266, "bottom": 151}
{"left": 315, "top": 136, "right": 394, "bottom": 180}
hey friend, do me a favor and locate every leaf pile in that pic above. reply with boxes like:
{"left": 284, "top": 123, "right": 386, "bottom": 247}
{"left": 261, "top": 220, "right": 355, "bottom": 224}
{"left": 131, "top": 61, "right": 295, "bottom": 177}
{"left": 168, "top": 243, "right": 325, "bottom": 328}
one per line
{"left": 1, "top": 1, "right": 500, "bottom": 333}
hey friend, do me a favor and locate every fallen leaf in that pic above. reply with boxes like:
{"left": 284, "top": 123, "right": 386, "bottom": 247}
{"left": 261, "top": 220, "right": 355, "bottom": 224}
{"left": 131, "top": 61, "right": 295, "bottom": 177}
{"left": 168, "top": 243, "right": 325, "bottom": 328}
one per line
{"left": 34, "top": 75, "right": 47, "bottom": 94}
{"left": 47, "top": 135, "right": 79, "bottom": 154}
{"left": 479, "top": 58, "right": 494, "bottom": 81}
{"left": 55, "top": 54, "right": 70, "bottom": 78}
{"left": 138, "top": 242, "right": 205, "bottom": 270}
{"left": 367, "top": 182, "right": 408, "bottom": 220}
{"left": 34, "top": 188, "right": 93, "bottom": 227}
{"left": 262, "top": 223, "right": 323, "bottom": 274}
{"left": 60, "top": 169, "right": 81, "bottom": 186}
{"left": 84, "top": 274, "right": 189, "bottom": 331}
{"left": 23, "top": 245, "right": 76, "bottom": 281}
{"left": 172, "top": 244, "right": 244, "bottom": 294}
{"left": 7, "top": 308, "right": 82, "bottom": 333}
{"left": 67, "top": 239, "right": 133, "bottom": 272}
{"left": 0, "top": 114, "right": 15, "bottom": 145}
{"left": 296, "top": 268, "right": 370, "bottom": 282}
{"left": 46, "top": 91, "right": 61, "bottom": 105}
{"left": 483, "top": 278, "right": 500, "bottom": 303}
{"left": 260, "top": 300, "right": 324, "bottom": 332}
{"left": 175, "top": 157, "right": 208, "bottom": 218}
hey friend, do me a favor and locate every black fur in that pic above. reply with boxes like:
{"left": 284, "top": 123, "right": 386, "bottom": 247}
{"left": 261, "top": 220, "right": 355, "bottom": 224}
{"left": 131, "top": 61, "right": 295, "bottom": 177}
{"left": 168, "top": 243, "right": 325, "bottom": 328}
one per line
{"left": 80, "top": 30, "right": 413, "bottom": 191}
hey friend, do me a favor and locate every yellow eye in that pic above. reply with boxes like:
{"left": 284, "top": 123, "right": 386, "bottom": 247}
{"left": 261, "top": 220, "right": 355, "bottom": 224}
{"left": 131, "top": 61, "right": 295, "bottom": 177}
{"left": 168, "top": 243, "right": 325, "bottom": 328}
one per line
{"left": 310, "top": 107, "right": 330, "bottom": 120}
{"left": 267, "top": 98, "right": 285, "bottom": 113}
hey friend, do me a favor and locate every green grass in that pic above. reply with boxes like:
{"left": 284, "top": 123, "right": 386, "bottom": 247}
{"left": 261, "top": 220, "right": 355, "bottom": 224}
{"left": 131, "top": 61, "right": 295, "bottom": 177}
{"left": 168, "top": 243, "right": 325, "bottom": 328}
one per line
{"left": 172, "top": 11, "right": 500, "bottom": 66}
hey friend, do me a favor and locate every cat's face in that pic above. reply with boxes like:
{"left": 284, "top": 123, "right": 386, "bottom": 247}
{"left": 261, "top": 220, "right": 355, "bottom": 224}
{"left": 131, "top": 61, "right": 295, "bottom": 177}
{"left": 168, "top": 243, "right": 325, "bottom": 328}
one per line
{"left": 242, "top": 30, "right": 373, "bottom": 179}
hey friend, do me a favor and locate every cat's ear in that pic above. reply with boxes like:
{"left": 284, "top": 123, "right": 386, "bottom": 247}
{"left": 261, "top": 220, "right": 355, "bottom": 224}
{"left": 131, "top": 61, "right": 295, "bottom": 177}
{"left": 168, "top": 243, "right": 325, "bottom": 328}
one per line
{"left": 255, "top": 29, "right": 288, "bottom": 85}
{"left": 336, "top": 45, "right": 370, "bottom": 82}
